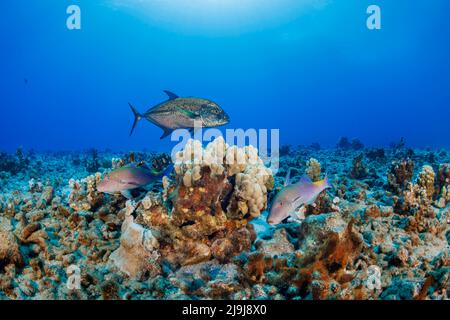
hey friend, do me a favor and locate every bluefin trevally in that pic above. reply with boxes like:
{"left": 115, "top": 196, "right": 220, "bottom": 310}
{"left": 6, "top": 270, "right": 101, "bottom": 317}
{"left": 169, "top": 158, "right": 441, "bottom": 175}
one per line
{"left": 129, "top": 90, "right": 230, "bottom": 139}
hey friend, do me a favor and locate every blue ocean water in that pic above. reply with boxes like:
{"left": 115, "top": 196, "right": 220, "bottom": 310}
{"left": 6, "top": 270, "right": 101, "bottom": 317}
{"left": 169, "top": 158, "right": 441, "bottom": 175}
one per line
{"left": 1, "top": 0, "right": 449, "bottom": 152}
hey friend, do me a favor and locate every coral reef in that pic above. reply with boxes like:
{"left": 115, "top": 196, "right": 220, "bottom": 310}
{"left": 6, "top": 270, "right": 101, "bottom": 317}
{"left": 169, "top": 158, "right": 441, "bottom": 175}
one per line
{"left": 366, "top": 148, "right": 385, "bottom": 161}
{"left": 436, "top": 164, "right": 450, "bottom": 207}
{"left": 336, "top": 137, "right": 365, "bottom": 151}
{"left": 305, "top": 158, "right": 322, "bottom": 182}
{"left": 0, "top": 143, "right": 448, "bottom": 300}
{"left": 417, "top": 165, "right": 435, "bottom": 200}
{"left": 350, "top": 154, "right": 369, "bottom": 179}
{"left": 387, "top": 159, "right": 415, "bottom": 194}
{"left": 139, "top": 137, "right": 274, "bottom": 267}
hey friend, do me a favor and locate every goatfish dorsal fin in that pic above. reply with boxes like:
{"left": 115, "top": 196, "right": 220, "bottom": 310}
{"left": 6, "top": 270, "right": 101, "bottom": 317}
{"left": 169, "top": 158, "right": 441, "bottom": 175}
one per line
{"left": 299, "top": 175, "right": 312, "bottom": 184}
{"left": 163, "top": 90, "right": 179, "bottom": 100}
{"left": 284, "top": 168, "right": 292, "bottom": 187}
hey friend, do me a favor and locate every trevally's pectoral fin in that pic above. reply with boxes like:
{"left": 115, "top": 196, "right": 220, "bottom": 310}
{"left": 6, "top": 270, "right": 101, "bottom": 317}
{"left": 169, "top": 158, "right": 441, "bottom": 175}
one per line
{"left": 160, "top": 128, "right": 174, "bottom": 139}
{"left": 189, "top": 127, "right": 202, "bottom": 135}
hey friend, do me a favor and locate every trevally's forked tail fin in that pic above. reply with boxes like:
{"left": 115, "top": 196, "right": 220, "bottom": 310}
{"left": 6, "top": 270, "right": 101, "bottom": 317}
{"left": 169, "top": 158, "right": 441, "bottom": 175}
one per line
{"left": 152, "top": 163, "right": 174, "bottom": 178}
{"left": 129, "top": 103, "right": 143, "bottom": 136}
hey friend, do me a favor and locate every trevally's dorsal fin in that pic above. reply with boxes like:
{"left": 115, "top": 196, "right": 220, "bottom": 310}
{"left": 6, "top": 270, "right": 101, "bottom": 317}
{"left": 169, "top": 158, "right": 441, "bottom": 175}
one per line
{"left": 163, "top": 90, "right": 179, "bottom": 100}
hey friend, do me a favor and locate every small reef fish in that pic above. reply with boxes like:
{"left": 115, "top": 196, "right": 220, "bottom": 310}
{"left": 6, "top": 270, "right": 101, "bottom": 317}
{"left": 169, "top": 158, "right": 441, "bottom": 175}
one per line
{"left": 97, "top": 164, "right": 173, "bottom": 199}
{"left": 129, "top": 90, "right": 230, "bottom": 139}
{"left": 267, "top": 170, "right": 331, "bottom": 225}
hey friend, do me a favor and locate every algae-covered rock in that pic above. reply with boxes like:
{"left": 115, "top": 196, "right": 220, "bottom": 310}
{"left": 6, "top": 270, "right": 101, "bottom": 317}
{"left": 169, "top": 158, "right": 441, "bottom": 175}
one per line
{"left": 144, "top": 137, "right": 273, "bottom": 267}
{"left": 109, "top": 201, "right": 160, "bottom": 279}
{"left": 0, "top": 219, "right": 23, "bottom": 267}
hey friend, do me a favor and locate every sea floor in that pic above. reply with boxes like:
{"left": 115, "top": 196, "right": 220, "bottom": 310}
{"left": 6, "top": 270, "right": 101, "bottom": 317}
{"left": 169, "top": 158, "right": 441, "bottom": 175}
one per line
{"left": 0, "top": 144, "right": 449, "bottom": 300}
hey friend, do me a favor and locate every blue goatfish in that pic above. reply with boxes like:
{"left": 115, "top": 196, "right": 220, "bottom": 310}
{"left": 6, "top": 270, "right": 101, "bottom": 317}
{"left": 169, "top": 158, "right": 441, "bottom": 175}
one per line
{"left": 267, "top": 170, "right": 331, "bottom": 225}
{"left": 97, "top": 164, "right": 173, "bottom": 199}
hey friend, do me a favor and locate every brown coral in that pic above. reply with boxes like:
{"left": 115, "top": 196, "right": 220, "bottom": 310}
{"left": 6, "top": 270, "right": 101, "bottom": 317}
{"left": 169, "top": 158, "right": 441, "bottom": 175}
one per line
{"left": 305, "top": 158, "right": 322, "bottom": 182}
{"left": 350, "top": 154, "right": 368, "bottom": 179}
{"left": 387, "top": 159, "right": 415, "bottom": 194}
{"left": 0, "top": 219, "right": 23, "bottom": 268}
{"left": 138, "top": 138, "right": 273, "bottom": 267}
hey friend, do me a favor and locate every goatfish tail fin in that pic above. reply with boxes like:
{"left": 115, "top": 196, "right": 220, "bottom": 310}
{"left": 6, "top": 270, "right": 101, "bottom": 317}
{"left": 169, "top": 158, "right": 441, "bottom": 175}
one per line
{"left": 129, "top": 103, "right": 143, "bottom": 136}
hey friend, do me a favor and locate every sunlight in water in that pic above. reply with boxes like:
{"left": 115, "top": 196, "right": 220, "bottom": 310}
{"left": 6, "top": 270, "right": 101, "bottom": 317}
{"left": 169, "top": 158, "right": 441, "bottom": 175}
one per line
{"left": 107, "top": 0, "right": 329, "bottom": 34}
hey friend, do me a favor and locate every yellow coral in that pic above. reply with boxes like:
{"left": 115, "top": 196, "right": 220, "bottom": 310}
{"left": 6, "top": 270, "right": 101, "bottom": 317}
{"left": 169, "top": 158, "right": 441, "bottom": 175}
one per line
{"left": 172, "top": 137, "right": 273, "bottom": 218}
{"left": 417, "top": 165, "right": 435, "bottom": 200}
{"left": 306, "top": 158, "right": 322, "bottom": 182}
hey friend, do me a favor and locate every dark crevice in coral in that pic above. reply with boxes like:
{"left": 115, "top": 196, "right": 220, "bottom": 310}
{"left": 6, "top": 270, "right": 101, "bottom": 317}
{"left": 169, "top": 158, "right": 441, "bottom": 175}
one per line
{"left": 180, "top": 220, "right": 196, "bottom": 228}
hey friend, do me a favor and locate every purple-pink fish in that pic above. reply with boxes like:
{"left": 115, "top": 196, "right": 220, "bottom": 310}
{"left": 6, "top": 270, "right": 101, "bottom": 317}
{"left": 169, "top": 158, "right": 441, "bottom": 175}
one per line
{"left": 97, "top": 164, "right": 172, "bottom": 199}
{"left": 267, "top": 172, "right": 331, "bottom": 225}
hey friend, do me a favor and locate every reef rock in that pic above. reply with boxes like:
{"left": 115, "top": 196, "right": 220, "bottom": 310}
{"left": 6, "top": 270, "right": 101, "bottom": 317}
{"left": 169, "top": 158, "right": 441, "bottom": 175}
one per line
{"left": 255, "top": 228, "right": 295, "bottom": 257}
{"left": 169, "top": 260, "right": 242, "bottom": 298}
{"left": 298, "top": 212, "right": 348, "bottom": 259}
{"left": 142, "top": 137, "right": 273, "bottom": 267}
{"left": 387, "top": 159, "right": 415, "bottom": 194}
{"left": 0, "top": 219, "right": 23, "bottom": 267}
{"left": 109, "top": 201, "right": 160, "bottom": 279}
{"left": 436, "top": 164, "right": 450, "bottom": 207}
